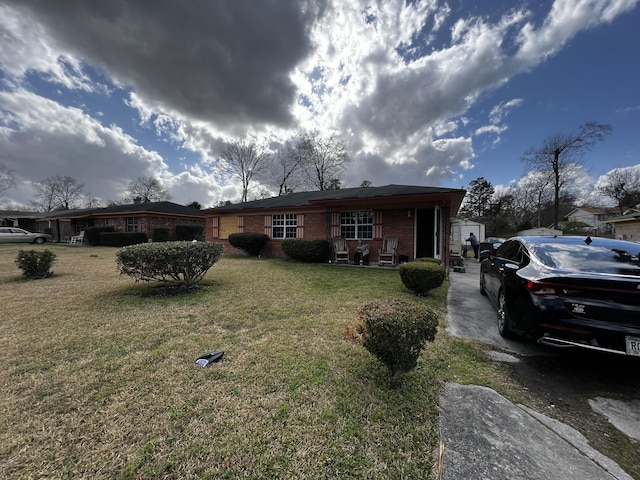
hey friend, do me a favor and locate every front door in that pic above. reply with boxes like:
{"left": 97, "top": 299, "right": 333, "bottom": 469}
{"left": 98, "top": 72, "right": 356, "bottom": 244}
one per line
{"left": 416, "top": 208, "right": 436, "bottom": 259}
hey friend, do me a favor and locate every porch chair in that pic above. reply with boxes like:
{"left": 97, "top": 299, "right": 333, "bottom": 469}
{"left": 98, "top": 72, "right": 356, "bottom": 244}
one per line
{"left": 378, "top": 237, "right": 398, "bottom": 266}
{"left": 333, "top": 237, "right": 349, "bottom": 264}
{"left": 69, "top": 231, "right": 85, "bottom": 245}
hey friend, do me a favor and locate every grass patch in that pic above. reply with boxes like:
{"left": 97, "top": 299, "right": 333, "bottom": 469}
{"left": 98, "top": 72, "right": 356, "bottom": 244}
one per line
{"left": 4, "top": 245, "right": 636, "bottom": 478}
{"left": 0, "top": 245, "right": 450, "bottom": 479}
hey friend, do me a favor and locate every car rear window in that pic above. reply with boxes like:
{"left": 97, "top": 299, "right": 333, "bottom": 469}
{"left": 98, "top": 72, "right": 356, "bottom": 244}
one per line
{"left": 531, "top": 242, "right": 640, "bottom": 275}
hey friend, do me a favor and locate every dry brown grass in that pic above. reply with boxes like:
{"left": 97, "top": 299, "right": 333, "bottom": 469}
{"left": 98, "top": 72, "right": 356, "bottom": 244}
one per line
{"left": 0, "top": 244, "right": 451, "bottom": 479}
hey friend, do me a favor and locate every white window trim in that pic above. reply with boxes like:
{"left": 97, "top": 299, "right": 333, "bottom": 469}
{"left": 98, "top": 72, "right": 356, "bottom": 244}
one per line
{"left": 340, "top": 210, "right": 374, "bottom": 240}
{"left": 271, "top": 213, "right": 297, "bottom": 239}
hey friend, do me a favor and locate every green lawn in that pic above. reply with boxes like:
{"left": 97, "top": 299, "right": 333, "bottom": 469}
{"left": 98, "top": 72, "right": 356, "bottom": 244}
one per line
{"left": 0, "top": 244, "right": 459, "bottom": 479}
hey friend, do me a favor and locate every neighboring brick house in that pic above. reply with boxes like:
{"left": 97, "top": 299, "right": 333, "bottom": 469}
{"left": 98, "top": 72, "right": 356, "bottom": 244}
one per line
{"left": 605, "top": 209, "right": 640, "bottom": 242}
{"left": 204, "top": 185, "right": 466, "bottom": 265}
{"left": 36, "top": 201, "right": 205, "bottom": 242}
{"left": 0, "top": 211, "right": 41, "bottom": 231}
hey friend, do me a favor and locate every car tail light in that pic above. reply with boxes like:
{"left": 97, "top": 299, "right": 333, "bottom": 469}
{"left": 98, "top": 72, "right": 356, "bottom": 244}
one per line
{"left": 526, "top": 281, "right": 580, "bottom": 295}
{"left": 541, "top": 323, "right": 591, "bottom": 334}
{"left": 527, "top": 279, "right": 636, "bottom": 296}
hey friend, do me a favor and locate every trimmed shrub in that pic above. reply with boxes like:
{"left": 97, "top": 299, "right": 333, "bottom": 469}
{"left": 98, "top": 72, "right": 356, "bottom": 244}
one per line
{"left": 152, "top": 228, "right": 170, "bottom": 242}
{"left": 352, "top": 300, "right": 438, "bottom": 387}
{"left": 176, "top": 224, "right": 205, "bottom": 241}
{"left": 85, "top": 226, "right": 115, "bottom": 246}
{"left": 15, "top": 249, "right": 56, "bottom": 279}
{"left": 418, "top": 257, "right": 442, "bottom": 265}
{"left": 100, "top": 232, "right": 148, "bottom": 247}
{"left": 228, "top": 232, "right": 270, "bottom": 256}
{"left": 399, "top": 261, "right": 446, "bottom": 296}
{"left": 116, "top": 241, "right": 223, "bottom": 289}
{"left": 281, "top": 239, "right": 331, "bottom": 263}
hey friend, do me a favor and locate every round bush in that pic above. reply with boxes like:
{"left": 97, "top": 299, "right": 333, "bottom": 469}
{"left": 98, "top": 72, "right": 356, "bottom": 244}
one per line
{"left": 116, "top": 241, "right": 223, "bottom": 288}
{"left": 228, "top": 232, "right": 269, "bottom": 256}
{"left": 399, "top": 262, "right": 446, "bottom": 296}
{"left": 281, "top": 239, "right": 331, "bottom": 263}
{"left": 15, "top": 249, "right": 56, "bottom": 279}
{"left": 356, "top": 300, "right": 438, "bottom": 387}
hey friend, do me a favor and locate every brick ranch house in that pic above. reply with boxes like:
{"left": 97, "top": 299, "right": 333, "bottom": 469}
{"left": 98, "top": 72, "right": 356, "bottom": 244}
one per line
{"left": 204, "top": 185, "right": 466, "bottom": 265}
{"left": 36, "top": 201, "right": 205, "bottom": 242}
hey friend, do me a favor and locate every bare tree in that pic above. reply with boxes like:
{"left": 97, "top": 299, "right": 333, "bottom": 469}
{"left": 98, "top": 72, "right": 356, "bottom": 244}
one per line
{"left": 221, "top": 137, "right": 269, "bottom": 202}
{"left": 31, "top": 175, "right": 85, "bottom": 211}
{"left": 598, "top": 167, "right": 640, "bottom": 213}
{"left": 32, "top": 179, "right": 57, "bottom": 212}
{"left": 125, "top": 176, "right": 171, "bottom": 203}
{"left": 296, "top": 132, "right": 349, "bottom": 191}
{"left": 515, "top": 171, "right": 554, "bottom": 228}
{"left": 270, "top": 142, "right": 305, "bottom": 196}
{"left": 522, "top": 121, "right": 612, "bottom": 229}
{"left": 54, "top": 176, "right": 85, "bottom": 209}
{"left": 82, "top": 195, "right": 105, "bottom": 209}
{"left": 0, "top": 163, "right": 16, "bottom": 202}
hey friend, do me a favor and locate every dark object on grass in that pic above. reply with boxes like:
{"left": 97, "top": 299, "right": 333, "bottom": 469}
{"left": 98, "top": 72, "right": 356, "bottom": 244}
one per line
{"left": 196, "top": 350, "right": 224, "bottom": 367}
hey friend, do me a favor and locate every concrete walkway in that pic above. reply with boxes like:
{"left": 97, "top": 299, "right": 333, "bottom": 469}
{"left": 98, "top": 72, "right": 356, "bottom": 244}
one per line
{"left": 440, "top": 258, "right": 636, "bottom": 480}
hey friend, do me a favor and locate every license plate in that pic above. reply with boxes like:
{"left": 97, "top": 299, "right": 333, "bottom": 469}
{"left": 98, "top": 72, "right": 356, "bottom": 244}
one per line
{"left": 625, "top": 336, "right": 640, "bottom": 356}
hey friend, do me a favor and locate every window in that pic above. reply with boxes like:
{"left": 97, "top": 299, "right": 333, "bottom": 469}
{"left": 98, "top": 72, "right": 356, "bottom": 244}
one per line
{"left": 126, "top": 217, "right": 139, "bottom": 232}
{"left": 104, "top": 218, "right": 115, "bottom": 227}
{"left": 340, "top": 211, "right": 373, "bottom": 239}
{"left": 272, "top": 214, "right": 297, "bottom": 238}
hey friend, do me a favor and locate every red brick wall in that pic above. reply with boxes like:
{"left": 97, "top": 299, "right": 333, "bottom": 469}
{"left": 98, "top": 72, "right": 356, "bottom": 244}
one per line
{"left": 380, "top": 209, "right": 414, "bottom": 261}
{"left": 207, "top": 210, "right": 419, "bottom": 262}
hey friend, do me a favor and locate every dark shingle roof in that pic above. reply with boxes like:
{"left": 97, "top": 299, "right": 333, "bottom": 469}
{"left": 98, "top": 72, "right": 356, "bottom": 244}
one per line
{"left": 206, "top": 185, "right": 465, "bottom": 212}
{"left": 34, "top": 201, "right": 205, "bottom": 220}
{"left": 0, "top": 210, "right": 41, "bottom": 219}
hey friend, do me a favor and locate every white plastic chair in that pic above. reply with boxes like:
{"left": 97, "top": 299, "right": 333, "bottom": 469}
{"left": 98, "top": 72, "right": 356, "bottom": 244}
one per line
{"left": 69, "top": 231, "right": 85, "bottom": 245}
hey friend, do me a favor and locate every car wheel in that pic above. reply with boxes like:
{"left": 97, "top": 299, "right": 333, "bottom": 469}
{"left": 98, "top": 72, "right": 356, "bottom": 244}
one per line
{"left": 497, "top": 290, "right": 514, "bottom": 338}
{"left": 480, "top": 271, "right": 487, "bottom": 296}
{"left": 35, "top": 237, "right": 45, "bottom": 244}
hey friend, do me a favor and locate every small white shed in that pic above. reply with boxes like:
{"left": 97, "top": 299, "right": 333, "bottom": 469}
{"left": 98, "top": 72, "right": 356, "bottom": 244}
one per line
{"left": 450, "top": 219, "right": 485, "bottom": 254}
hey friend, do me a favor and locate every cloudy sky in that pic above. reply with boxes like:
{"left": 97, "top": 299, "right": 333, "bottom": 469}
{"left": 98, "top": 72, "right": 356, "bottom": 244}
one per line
{"left": 1, "top": 0, "right": 639, "bottom": 209}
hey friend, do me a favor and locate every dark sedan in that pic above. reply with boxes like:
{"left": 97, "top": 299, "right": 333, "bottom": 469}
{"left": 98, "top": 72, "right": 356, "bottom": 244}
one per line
{"left": 480, "top": 235, "right": 640, "bottom": 356}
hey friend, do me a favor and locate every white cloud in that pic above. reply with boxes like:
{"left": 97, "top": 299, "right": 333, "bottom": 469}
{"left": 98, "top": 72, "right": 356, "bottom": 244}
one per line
{"left": 0, "top": 89, "right": 167, "bottom": 204}
{"left": 0, "top": 0, "right": 638, "bottom": 207}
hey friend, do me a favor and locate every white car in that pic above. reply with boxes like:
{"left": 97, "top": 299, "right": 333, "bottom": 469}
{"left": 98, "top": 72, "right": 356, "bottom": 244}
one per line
{"left": 0, "top": 227, "right": 53, "bottom": 244}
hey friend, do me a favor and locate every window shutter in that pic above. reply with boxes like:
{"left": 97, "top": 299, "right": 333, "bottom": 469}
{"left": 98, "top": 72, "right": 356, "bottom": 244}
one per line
{"left": 238, "top": 216, "right": 244, "bottom": 233}
{"left": 211, "top": 217, "right": 219, "bottom": 238}
{"left": 331, "top": 212, "right": 340, "bottom": 238}
{"left": 296, "top": 214, "right": 304, "bottom": 238}
{"left": 374, "top": 210, "right": 383, "bottom": 239}
{"left": 264, "top": 215, "right": 272, "bottom": 237}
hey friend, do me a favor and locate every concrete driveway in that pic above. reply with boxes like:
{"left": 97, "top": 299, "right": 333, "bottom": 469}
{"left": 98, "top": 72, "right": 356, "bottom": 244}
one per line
{"left": 439, "top": 257, "right": 639, "bottom": 480}
{"left": 445, "top": 259, "right": 548, "bottom": 356}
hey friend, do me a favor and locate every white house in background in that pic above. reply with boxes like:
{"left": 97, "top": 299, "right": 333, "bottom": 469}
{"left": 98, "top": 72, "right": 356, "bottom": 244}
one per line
{"left": 564, "top": 207, "right": 617, "bottom": 234}
{"left": 518, "top": 227, "right": 563, "bottom": 236}
{"left": 604, "top": 209, "right": 640, "bottom": 242}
